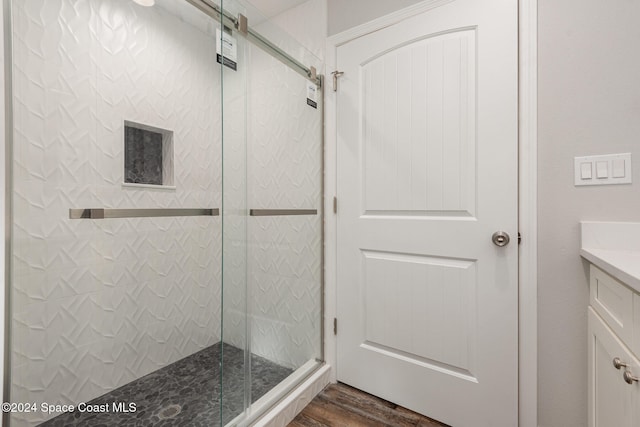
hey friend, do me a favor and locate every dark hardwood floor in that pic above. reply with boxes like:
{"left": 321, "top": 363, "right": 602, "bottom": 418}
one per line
{"left": 288, "top": 383, "right": 449, "bottom": 427}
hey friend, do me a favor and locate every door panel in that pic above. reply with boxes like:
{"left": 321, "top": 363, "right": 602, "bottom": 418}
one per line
{"left": 362, "top": 251, "right": 476, "bottom": 377}
{"left": 362, "top": 29, "right": 476, "bottom": 216}
{"left": 336, "top": 0, "right": 518, "bottom": 426}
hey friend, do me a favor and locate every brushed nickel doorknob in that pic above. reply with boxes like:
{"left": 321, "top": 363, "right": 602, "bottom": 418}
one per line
{"left": 492, "top": 231, "right": 510, "bottom": 247}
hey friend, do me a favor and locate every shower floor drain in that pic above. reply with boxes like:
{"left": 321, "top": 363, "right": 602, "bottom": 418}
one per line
{"left": 158, "top": 404, "right": 182, "bottom": 420}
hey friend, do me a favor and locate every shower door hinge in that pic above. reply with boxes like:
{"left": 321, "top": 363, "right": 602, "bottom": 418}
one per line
{"left": 333, "top": 318, "right": 338, "bottom": 335}
{"left": 333, "top": 196, "right": 337, "bottom": 214}
{"left": 518, "top": 232, "right": 522, "bottom": 245}
{"left": 331, "top": 70, "right": 344, "bottom": 92}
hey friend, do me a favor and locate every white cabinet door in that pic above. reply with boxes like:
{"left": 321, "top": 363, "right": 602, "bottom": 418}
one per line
{"left": 588, "top": 308, "right": 640, "bottom": 427}
{"left": 335, "top": 0, "right": 518, "bottom": 425}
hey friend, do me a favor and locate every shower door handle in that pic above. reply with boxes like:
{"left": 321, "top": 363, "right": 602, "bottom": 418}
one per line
{"left": 249, "top": 209, "right": 317, "bottom": 217}
{"left": 69, "top": 208, "right": 219, "bottom": 219}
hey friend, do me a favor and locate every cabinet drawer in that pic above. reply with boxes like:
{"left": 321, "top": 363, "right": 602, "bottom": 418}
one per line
{"left": 588, "top": 308, "right": 640, "bottom": 427}
{"left": 590, "top": 265, "right": 634, "bottom": 345}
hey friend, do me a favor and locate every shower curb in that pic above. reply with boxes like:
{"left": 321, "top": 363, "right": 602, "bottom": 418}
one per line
{"left": 251, "top": 364, "right": 331, "bottom": 427}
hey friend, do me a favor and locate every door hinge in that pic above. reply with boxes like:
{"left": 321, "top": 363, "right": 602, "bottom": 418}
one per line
{"left": 331, "top": 70, "right": 344, "bottom": 92}
{"left": 518, "top": 232, "right": 522, "bottom": 245}
{"left": 333, "top": 196, "right": 337, "bottom": 214}
{"left": 333, "top": 318, "right": 337, "bottom": 335}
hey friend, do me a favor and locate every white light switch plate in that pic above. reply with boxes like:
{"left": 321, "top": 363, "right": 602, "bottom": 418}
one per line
{"left": 574, "top": 153, "right": 632, "bottom": 186}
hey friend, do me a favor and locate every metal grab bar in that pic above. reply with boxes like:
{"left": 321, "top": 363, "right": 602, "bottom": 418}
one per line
{"left": 249, "top": 209, "right": 317, "bottom": 217}
{"left": 69, "top": 208, "right": 219, "bottom": 219}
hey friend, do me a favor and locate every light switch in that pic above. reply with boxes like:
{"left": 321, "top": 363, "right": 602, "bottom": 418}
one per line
{"left": 574, "top": 153, "right": 631, "bottom": 186}
{"left": 596, "top": 161, "right": 608, "bottom": 179}
{"left": 612, "top": 159, "right": 625, "bottom": 178}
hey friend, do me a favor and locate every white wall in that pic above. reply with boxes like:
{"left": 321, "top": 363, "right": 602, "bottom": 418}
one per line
{"left": 538, "top": 1, "right": 640, "bottom": 426}
{"left": 10, "top": 1, "right": 221, "bottom": 425}
{"left": 327, "top": 0, "right": 422, "bottom": 35}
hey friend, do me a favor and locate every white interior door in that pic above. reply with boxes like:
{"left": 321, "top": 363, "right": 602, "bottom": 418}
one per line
{"left": 335, "top": 1, "right": 518, "bottom": 426}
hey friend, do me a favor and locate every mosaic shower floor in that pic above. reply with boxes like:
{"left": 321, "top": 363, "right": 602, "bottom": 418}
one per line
{"left": 39, "top": 343, "right": 292, "bottom": 427}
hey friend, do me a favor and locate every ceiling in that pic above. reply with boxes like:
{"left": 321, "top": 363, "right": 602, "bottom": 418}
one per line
{"left": 153, "top": 0, "right": 311, "bottom": 34}
{"left": 247, "top": 0, "right": 310, "bottom": 19}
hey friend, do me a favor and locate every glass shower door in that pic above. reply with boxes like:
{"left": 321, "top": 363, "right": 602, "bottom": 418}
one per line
{"left": 219, "top": 0, "right": 250, "bottom": 423}
{"left": 219, "top": 0, "right": 324, "bottom": 424}
{"left": 6, "top": 0, "right": 322, "bottom": 425}
{"left": 9, "top": 1, "right": 224, "bottom": 425}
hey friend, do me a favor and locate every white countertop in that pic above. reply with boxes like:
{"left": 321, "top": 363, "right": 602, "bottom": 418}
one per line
{"left": 580, "top": 248, "right": 640, "bottom": 293}
{"left": 581, "top": 222, "right": 640, "bottom": 293}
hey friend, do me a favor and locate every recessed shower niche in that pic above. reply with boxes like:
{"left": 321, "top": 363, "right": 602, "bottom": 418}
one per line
{"left": 124, "top": 120, "right": 175, "bottom": 187}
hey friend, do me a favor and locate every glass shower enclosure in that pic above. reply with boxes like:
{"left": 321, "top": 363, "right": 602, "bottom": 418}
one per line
{"left": 5, "top": 0, "right": 323, "bottom": 425}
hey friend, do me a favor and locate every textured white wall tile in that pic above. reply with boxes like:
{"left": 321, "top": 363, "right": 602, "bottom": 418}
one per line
{"left": 216, "top": 0, "right": 325, "bottom": 375}
{"left": 243, "top": 39, "right": 323, "bottom": 369}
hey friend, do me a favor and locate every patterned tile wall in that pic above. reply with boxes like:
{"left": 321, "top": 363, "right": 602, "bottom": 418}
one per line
{"left": 243, "top": 0, "right": 325, "bottom": 369}
{"left": 11, "top": 1, "right": 221, "bottom": 425}
{"left": 220, "top": 31, "right": 249, "bottom": 355}
{"left": 221, "top": 0, "right": 325, "bottom": 371}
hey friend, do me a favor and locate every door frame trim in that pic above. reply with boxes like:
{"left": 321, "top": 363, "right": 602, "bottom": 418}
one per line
{"left": 517, "top": 0, "right": 538, "bottom": 426}
{"left": 323, "top": 1, "right": 538, "bottom": 426}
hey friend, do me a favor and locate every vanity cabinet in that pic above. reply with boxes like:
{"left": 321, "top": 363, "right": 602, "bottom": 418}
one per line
{"left": 588, "top": 265, "right": 640, "bottom": 427}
